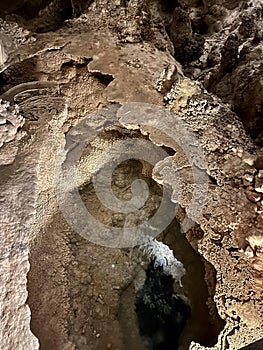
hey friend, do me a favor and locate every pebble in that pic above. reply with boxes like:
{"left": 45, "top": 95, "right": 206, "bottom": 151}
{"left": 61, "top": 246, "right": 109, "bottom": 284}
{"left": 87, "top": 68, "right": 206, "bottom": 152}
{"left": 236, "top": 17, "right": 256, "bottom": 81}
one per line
{"left": 242, "top": 174, "right": 254, "bottom": 187}
{"left": 113, "top": 286, "right": 121, "bottom": 290}
{"left": 244, "top": 246, "right": 254, "bottom": 258}
{"left": 245, "top": 190, "right": 261, "bottom": 203}
{"left": 255, "top": 176, "right": 263, "bottom": 193}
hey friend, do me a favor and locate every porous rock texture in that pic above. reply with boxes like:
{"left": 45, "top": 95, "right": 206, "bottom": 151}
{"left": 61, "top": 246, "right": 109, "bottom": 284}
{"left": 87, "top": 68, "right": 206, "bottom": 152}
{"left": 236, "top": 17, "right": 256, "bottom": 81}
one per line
{"left": 0, "top": 1, "right": 262, "bottom": 350}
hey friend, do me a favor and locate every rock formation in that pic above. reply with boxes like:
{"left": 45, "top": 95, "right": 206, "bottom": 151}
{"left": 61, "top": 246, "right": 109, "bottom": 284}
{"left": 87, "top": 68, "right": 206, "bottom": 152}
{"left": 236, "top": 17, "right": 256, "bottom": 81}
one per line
{"left": 0, "top": 1, "right": 262, "bottom": 349}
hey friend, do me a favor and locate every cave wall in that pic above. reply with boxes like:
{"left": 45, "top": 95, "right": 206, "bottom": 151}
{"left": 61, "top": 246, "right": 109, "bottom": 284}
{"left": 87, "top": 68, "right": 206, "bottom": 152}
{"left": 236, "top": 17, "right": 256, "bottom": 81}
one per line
{"left": 0, "top": 1, "right": 262, "bottom": 349}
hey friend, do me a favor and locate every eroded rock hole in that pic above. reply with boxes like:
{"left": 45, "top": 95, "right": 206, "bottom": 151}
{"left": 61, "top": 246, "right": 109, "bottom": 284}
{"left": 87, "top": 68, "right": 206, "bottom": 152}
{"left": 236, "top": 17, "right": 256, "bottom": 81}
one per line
{"left": 118, "top": 219, "right": 225, "bottom": 350}
{"left": 27, "top": 128, "right": 224, "bottom": 350}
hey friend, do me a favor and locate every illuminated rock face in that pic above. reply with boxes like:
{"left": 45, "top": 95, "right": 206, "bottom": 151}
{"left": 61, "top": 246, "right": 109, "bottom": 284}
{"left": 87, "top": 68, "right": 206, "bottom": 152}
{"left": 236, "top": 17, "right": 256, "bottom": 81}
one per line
{"left": 0, "top": 1, "right": 262, "bottom": 350}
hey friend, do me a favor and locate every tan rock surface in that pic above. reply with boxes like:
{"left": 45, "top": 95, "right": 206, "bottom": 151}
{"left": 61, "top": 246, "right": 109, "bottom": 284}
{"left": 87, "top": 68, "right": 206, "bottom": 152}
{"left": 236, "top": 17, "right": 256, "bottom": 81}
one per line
{"left": 0, "top": 1, "right": 262, "bottom": 349}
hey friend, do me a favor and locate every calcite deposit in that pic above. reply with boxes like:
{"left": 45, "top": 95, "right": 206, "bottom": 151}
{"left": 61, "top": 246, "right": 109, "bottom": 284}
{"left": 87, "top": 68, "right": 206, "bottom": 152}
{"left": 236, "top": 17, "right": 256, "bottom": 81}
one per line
{"left": 0, "top": 1, "right": 262, "bottom": 350}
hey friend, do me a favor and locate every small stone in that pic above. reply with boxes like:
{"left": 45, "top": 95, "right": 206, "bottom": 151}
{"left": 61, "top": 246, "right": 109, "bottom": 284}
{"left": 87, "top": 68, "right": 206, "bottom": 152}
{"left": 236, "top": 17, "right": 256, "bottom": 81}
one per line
{"left": 113, "top": 286, "right": 121, "bottom": 290}
{"left": 255, "top": 176, "right": 263, "bottom": 193}
{"left": 243, "top": 156, "right": 254, "bottom": 166}
{"left": 97, "top": 295, "right": 104, "bottom": 304}
{"left": 245, "top": 190, "right": 261, "bottom": 203}
{"left": 95, "top": 305, "right": 104, "bottom": 317}
{"left": 122, "top": 192, "right": 132, "bottom": 200}
{"left": 155, "top": 63, "right": 183, "bottom": 94}
{"left": 246, "top": 235, "right": 263, "bottom": 251}
{"left": 242, "top": 174, "right": 254, "bottom": 187}
{"left": 86, "top": 274, "right": 92, "bottom": 284}
{"left": 244, "top": 246, "right": 254, "bottom": 258}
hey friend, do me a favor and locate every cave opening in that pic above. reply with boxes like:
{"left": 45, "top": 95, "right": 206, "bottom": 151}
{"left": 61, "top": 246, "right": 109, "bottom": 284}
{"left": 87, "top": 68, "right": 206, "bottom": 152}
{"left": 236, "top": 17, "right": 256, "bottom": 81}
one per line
{"left": 161, "top": 220, "right": 226, "bottom": 348}
{"left": 27, "top": 128, "right": 225, "bottom": 350}
{"left": 135, "top": 260, "right": 191, "bottom": 350}
{"left": 118, "top": 217, "right": 225, "bottom": 350}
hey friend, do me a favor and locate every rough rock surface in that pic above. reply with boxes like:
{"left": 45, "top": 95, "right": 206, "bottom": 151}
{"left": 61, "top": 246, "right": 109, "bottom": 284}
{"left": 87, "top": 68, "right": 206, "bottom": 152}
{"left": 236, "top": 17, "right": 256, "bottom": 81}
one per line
{"left": 0, "top": 1, "right": 262, "bottom": 350}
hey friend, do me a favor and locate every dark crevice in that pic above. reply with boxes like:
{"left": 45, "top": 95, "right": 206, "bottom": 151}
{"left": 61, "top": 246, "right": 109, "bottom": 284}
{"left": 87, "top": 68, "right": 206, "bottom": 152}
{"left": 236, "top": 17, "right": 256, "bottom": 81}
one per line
{"left": 161, "top": 220, "right": 226, "bottom": 348}
{"left": 9, "top": 0, "right": 95, "bottom": 34}
{"left": 0, "top": 74, "right": 7, "bottom": 90}
{"left": 191, "top": 16, "right": 208, "bottom": 35}
{"left": 255, "top": 155, "right": 263, "bottom": 170}
{"left": 14, "top": 0, "right": 54, "bottom": 20}
{"left": 159, "top": 0, "right": 179, "bottom": 14}
{"left": 120, "top": 218, "right": 226, "bottom": 350}
{"left": 61, "top": 57, "right": 93, "bottom": 70}
{"left": 135, "top": 261, "right": 191, "bottom": 350}
{"left": 91, "top": 71, "right": 114, "bottom": 87}
{"left": 0, "top": 57, "right": 39, "bottom": 95}
{"left": 30, "top": 0, "right": 73, "bottom": 33}
{"left": 240, "top": 338, "right": 263, "bottom": 350}
{"left": 158, "top": 1, "right": 207, "bottom": 66}
{"left": 0, "top": 0, "right": 50, "bottom": 18}
{"left": 61, "top": 59, "right": 78, "bottom": 69}
{"left": 227, "top": 247, "right": 239, "bottom": 253}
{"left": 162, "top": 145, "right": 175, "bottom": 156}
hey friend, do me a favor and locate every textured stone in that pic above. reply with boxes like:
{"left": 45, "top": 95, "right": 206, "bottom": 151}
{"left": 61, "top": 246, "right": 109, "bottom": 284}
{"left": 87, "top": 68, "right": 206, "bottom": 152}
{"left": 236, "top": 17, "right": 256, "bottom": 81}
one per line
{"left": 0, "top": 1, "right": 262, "bottom": 350}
